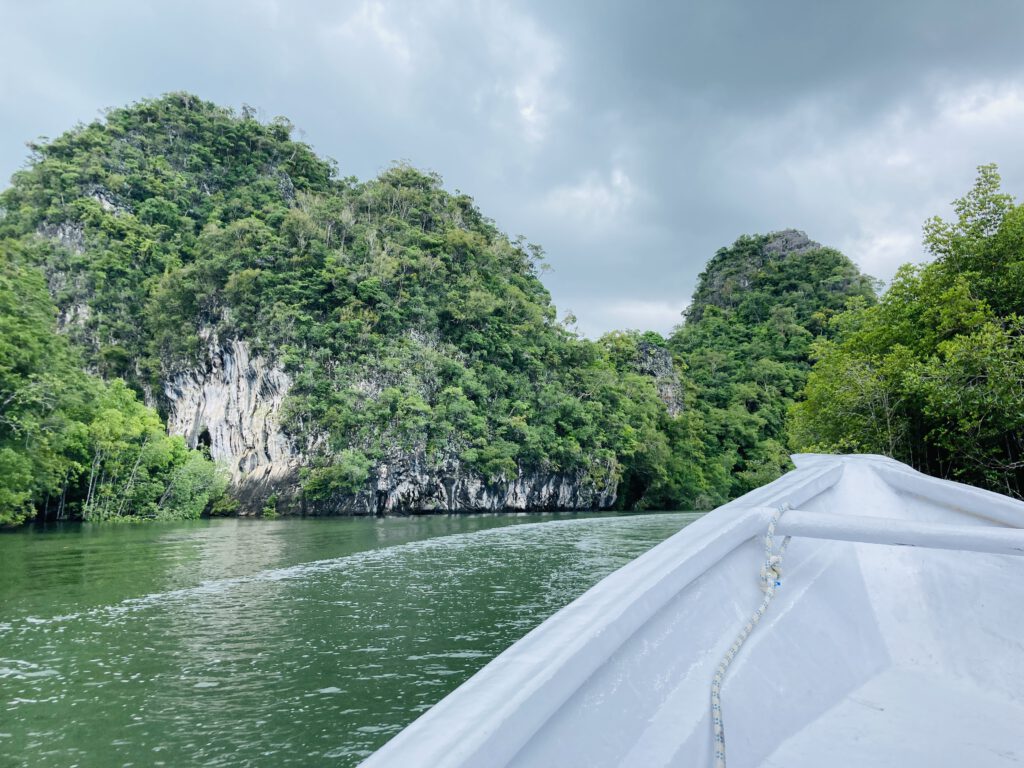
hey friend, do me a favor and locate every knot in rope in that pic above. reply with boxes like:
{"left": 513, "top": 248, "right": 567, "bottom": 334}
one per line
{"left": 759, "top": 555, "right": 783, "bottom": 593}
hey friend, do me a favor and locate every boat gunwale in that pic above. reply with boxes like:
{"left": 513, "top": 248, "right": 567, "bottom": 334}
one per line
{"left": 775, "top": 508, "right": 1024, "bottom": 555}
{"left": 873, "top": 461, "right": 1024, "bottom": 528}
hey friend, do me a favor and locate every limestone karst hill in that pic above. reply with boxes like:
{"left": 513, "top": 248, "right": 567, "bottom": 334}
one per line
{"left": 0, "top": 93, "right": 876, "bottom": 522}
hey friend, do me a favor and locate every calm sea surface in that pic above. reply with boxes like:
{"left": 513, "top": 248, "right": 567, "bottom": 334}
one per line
{"left": 0, "top": 512, "right": 700, "bottom": 767}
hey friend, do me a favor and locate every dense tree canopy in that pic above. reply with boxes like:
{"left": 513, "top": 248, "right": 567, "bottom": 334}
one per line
{"left": 792, "top": 166, "right": 1024, "bottom": 496}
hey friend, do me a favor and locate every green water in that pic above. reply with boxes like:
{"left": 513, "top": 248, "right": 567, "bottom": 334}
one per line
{"left": 0, "top": 512, "right": 699, "bottom": 767}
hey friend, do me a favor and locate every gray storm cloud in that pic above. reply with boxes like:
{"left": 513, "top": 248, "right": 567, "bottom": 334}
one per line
{"left": 2, "top": 0, "right": 1023, "bottom": 335}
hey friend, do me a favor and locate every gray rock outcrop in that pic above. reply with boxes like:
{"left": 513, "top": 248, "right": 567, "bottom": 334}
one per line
{"left": 634, "top": 340, "right": 683, "bottom": 416}
{"left": 763, "top": 229, "right": 820, "bottom": 257}
{"left": 302, "top": 449, "right": 616, "bottom": 515}
{"left": 163, "top": 335, "right": 301, "bottom": 495}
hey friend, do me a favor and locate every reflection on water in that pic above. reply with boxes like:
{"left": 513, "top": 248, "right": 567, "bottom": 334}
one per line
{"left": 0, "top": 512, "right": 699, "bottom": 766}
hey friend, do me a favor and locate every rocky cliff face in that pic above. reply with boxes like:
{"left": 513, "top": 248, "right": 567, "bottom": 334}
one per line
{"left": 634, "top": 340, "right": 683, "bottom": 416}
{"left": 163, "top": 334, "right": 302, "bottom": 501}
{"left": 163, "top": 334, "right": 617, "bottom": 514}
{"left": 763, "top": 229, "right": 820, "bottom": 257}
{"left": 303, "top": 450, "right": 616, "bottom": 515}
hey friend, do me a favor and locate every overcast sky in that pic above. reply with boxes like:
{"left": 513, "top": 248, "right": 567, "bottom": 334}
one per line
{"left": 2, "top": 1, "right": 1023, "bottom": 336}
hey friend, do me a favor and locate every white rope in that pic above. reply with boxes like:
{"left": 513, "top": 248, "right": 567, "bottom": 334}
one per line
{"left": 711, "top": 503, "right": 792, "bottom": 768}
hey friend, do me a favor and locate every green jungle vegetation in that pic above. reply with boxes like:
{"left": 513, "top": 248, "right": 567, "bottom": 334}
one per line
{"left": 0, "top": 243, "right": 226, "bottom": 525}
{"left": 791, "top": 165, "right": 1024, "bottom": 496}
{"left": 0, "top": 93, "right": 1020, "bottom": 525}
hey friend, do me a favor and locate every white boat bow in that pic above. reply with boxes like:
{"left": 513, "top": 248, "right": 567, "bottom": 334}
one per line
{"left": 362, "top": 454, "right": 1024, "bottom": 767}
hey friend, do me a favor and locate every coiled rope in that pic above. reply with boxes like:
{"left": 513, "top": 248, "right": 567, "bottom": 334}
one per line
{"left": 711, "top": 503, "right": 792, "bottom": 768}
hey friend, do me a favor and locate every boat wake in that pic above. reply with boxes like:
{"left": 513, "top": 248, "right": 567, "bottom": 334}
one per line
{"left": 0, "top": 513, "right": 692, "bottom": 637}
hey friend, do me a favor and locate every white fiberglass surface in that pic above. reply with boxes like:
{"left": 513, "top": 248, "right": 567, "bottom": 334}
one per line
{"left": 761, "top": 667, "right": 1024, "bottom": 767}
{"left": 507, "top": 459, "right": 1024, "bottom": 767}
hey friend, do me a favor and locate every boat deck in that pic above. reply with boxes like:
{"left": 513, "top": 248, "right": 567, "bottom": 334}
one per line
{"left": 764, "top": 666, "right": 1024, "bottom": 767}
